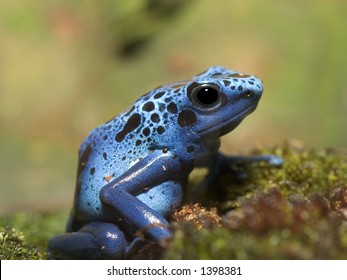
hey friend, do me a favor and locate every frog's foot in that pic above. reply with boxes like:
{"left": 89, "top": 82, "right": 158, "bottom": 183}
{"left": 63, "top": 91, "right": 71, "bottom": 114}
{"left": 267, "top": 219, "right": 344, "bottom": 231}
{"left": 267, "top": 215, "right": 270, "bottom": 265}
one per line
{"left": 210, "top": 153, "right": 284, "bottom": 182}
{"left": 47, "top": 222, "right": 129, "bottom": 260}
{"left": 226, "top": 154, "right": 284, "bottom": 167}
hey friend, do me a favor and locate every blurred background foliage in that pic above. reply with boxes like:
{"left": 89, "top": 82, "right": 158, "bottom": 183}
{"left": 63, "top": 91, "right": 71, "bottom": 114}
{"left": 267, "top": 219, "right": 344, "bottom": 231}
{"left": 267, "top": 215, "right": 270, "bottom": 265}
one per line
{"left": 0, "top": 0, "right": 346, "bottom": 214}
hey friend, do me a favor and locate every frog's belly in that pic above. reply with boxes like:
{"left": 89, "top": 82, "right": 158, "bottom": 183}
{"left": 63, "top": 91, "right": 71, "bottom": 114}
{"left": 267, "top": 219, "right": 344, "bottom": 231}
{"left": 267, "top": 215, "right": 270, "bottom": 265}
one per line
{"left": 136, "top": 181, "right": 183, "bottom": 217}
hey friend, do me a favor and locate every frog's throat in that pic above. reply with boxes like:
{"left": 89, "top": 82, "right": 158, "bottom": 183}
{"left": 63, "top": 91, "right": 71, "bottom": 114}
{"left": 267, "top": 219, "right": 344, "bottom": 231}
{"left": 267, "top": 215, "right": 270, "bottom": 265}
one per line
{"left": 197, "top": 104, "right": 257, "bottom": 137}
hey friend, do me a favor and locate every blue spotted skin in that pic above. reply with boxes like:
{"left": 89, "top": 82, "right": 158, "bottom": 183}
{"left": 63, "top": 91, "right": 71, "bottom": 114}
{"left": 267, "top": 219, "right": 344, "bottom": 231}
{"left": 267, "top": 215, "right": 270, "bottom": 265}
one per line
{"left": 47, "top": 66, "right": 283, "bottom": 259}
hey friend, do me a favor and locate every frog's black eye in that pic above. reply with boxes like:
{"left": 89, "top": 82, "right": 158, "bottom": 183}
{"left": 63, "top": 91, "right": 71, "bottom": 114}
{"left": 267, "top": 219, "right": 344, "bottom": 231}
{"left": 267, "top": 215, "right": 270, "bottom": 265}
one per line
{"left": 196, "top": 87, "right": 219, "bottom": 105}
{"left": 188, "top": 83, "right": 226, "bottom": 110}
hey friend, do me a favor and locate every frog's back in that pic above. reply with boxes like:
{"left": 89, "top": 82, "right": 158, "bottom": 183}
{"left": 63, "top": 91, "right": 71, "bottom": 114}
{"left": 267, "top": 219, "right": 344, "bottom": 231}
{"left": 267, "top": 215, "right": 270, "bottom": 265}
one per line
{"left": 72, "top": 80, "right": 191, "bottom": 221}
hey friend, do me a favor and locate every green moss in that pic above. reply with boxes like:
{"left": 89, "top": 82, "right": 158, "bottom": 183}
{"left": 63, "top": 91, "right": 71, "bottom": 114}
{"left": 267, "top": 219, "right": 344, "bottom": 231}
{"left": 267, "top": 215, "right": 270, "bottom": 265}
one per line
{"left": 250, "top": 140, "right": 347, "bottom": 198}
{"left": 0, "top": 211, "right": 68, "bottom": 259}
{"left": 0, "top": 226, "right": 42, "bottom": 260}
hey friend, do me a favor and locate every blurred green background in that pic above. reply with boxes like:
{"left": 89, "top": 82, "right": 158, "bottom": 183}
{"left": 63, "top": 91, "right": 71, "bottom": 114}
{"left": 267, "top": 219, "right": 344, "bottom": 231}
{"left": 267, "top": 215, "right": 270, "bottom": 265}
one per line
{"left": 1, "top": 0, "right": 346, "bottom": 214}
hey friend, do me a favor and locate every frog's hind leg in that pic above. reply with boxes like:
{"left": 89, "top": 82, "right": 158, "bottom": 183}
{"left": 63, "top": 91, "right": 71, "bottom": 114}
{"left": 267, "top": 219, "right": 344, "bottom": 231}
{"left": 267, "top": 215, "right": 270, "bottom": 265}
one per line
{"left": 47, "top": 221, "right": 128, "bottom": 259}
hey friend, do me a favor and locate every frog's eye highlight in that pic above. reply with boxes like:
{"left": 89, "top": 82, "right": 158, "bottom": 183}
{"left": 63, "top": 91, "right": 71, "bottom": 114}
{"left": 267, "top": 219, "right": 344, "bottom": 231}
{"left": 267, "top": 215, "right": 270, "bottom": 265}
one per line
{"left": 189, "top": 83, "right": 225, "bottom": 110}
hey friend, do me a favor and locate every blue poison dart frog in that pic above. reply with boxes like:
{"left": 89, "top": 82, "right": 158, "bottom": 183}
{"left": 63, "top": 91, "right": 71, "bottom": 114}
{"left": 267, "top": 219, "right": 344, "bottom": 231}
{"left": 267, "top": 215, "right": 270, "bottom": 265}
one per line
{"left": 47, "top": 66, "right": 283, "bottom": 259}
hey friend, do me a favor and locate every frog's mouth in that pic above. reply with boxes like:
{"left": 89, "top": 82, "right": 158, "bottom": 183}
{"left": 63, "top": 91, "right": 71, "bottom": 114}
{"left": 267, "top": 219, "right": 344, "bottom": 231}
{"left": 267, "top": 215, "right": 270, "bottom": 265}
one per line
{"left": 198, "top": 104, "right": 257, "bottom": 137}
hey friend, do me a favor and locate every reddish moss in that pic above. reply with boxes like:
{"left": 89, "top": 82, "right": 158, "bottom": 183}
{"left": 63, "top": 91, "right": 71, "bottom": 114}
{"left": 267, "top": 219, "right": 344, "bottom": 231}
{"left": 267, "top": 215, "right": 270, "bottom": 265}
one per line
{"left": 171, "top": 203, "right": 221, "bottom": 229}
{"left": 221, "top": 189, "right": 336, "bottom": 234}
{"left": 329, "top": 186, "right": 347, "bottom": 211}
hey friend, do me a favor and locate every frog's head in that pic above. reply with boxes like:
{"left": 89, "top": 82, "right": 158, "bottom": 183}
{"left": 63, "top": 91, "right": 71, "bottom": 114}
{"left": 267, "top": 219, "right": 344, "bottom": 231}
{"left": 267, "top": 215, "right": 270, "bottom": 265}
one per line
{"left": 182, "top": 66, "right": 263, "bottom": 138}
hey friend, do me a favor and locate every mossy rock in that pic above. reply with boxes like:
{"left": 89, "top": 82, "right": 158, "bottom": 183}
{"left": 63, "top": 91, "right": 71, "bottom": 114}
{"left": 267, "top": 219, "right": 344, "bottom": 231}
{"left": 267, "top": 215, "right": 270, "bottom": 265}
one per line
{"left": 1, "top": 140, "right": 347, "bottom": 259}
{"left": 163, "top": 140, "right": 347, "bottom": 259}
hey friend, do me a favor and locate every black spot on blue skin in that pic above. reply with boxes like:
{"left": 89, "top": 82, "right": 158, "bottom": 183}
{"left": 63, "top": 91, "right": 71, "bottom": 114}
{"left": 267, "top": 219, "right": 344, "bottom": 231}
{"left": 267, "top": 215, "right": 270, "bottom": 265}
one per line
{"left": 151, "top": 113, "right": 160, "bottom": 123}
{"left": 178, "top": 110, "right": 197, "bottom": 127}
{"left": 143, "top": 127, "right": 150, "bottom": 136}
{"left": 154, "top": 91, "right": 165, "bottom": 99}
{"left": 103, "top": 135, "right": 108, "bottom": 141}
{"left": 223, "top": 80, "right": 231, "bottom": 86}
{"left": 90, "top": 167, "right": 95, "bottom": 175}
{"left": 229, "top": 73, "right": 251, "bottom": 78}
{"left": 136, "top": 140, "right": 142, "bottom": 146}
{"left": 115, "top": 113, "right": 141, "bottom": 142}
{"left": 147, "top": 138, "right": 152, "bottom": 142}
{"left": 102, "top": 152, "right": 107, "bottom": 160}
{"left": 77, "top": 144, "right": 92, "bottom": 177}
{"left": 248, "top": 81, "right": 254, "bottom": 85}
{"left": 164, "top": 97, "right": 172, "bottom": 103}
{"left": 231, "top": 86, "right": 236, "bottom": 90}
{"left": 211, "top": 72, "right": 223, "bottom": 77}
{"left": 167, "top": 102, "right": 178, "bottom": 114}
{"left": 142, "top": 102, "right": 155, "bottom": 112}
{"left": 238, "top": 85, "right": 243, "bottom": 91}
{"left": 157, "top": 126, "right": 165, "bottom": 134}
{"left": 187, "top": 146, "right": 195, "bottom": 153}
{"left": 173, "top": 89, "right": 180, "bottom": 94}
{"left": 122, "top": 156, "right": 126, "bottom": 161}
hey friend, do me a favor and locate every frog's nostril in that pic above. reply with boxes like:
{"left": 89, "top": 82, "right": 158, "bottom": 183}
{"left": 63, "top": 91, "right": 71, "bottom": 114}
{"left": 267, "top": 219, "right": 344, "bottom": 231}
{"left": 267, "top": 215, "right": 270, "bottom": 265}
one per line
{"left": 241, "top": 90, "right": 254, "bottom": 99}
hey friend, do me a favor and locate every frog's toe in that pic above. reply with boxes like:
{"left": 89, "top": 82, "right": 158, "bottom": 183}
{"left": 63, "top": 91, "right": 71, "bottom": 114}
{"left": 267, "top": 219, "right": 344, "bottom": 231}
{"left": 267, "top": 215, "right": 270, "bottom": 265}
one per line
{"left": 266, "top": 155, "right": 284, "bottom": 167}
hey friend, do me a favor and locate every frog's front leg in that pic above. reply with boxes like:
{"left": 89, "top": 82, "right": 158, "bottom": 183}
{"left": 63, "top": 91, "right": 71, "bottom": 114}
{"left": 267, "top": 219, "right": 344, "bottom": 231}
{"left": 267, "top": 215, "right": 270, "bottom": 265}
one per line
{"left": 208, "top": 152, "right": 284, "bottom": 182}
{"left": 100, "top": 149, "right": 189, "bottom": 243}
